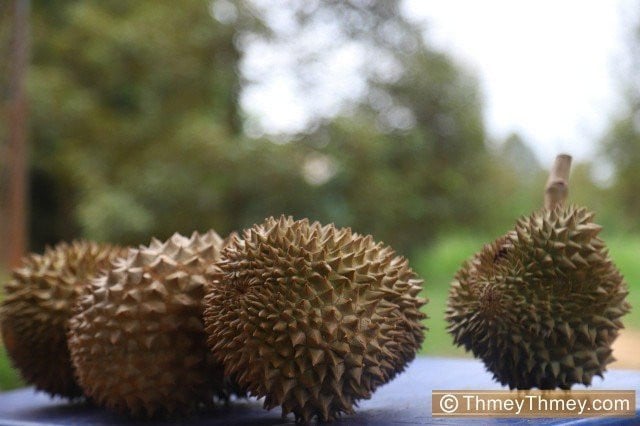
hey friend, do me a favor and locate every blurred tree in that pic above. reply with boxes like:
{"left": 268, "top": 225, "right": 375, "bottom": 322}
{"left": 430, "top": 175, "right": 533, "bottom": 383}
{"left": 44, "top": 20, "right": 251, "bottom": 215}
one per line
{"left": 301, "top": 46, "right": 490, "bottom": 253}
{"left": 0, "top": 2, "right": 10, "bottom": 183}
{"left": 473, "top": 134, "right": 544, "bottom": 234}
{"left": 1, "top": 0, "right": 30, "bottom": 268}
{"left": 23, "top": 0, "right": 521, "bottom": 257}
{"left": 233, "top": 0, "right": 492, "bottom": 253}
{"left": 28, "top": 0, "right": 246, "bottom": 245}
{"left": 0, "top": 2, "right": 13, "bottom": 263}
{"left": 601, "top": 8, "right": 640, "bottom": 232}
{"left": 601, "top": 111, "right": 640, "bottom": 232}
{"left": 499, "top": 133, "right": 541, "bottom": 179}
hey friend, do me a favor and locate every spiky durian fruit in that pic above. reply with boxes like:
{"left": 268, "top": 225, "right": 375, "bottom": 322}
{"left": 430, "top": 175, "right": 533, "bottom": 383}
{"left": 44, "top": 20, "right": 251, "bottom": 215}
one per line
{"left": 204, "top": 216, "right": 427, "bottom": 422}
{"left": 0, "top": 241, "right": 126, "bottom": 398}
{"left": 447, "top": 206, "right": 631, "bottom": 389}
{"left": 68, "top": 231, "right": 241, "bottom": 418}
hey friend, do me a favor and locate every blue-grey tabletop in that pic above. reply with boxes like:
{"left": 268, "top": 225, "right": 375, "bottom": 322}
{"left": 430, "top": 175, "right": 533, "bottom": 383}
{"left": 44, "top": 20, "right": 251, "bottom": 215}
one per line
{"left": 0, "top": 357, "right": 638, "bottom": 425}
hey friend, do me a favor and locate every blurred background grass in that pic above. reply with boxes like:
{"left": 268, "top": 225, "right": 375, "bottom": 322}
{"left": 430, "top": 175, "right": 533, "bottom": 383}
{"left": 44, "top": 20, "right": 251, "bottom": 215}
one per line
{"left": 1, "top": 0, "right": 639, "bottom": 391}
{"left": 0, "top": 268, "right": 23, "bottom": 390}
{"left": 0, "top": 344, "right": 22, "bottom": 391}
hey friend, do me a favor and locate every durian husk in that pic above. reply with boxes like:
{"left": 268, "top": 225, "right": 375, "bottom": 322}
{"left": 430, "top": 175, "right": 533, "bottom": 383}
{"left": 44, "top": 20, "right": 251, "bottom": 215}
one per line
{"left": 204, "top": 216, "right": 427, "bottom": 422}
{"left": 68, "top": 231, "right": 242, "bottom": 418}
{"left": 0, "top": 241, "right": 126, "bottom": 398}
{"left": 447, "top": 206, "right": 631, "bottom": 389}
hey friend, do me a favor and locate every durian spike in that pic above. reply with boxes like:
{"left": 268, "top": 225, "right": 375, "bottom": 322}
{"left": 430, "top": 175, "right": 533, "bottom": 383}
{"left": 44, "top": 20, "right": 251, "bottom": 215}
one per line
{"left": 544, "top": 153, "right": 572, "bottom": 210}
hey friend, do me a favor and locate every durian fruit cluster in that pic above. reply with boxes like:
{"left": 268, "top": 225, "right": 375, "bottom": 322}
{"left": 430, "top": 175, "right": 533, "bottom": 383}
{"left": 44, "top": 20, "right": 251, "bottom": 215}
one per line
{"left": 1, "top": 241, "right": 127, "bottom": 398}
{"left": 0, "top": 216, "right": 427, "bottom": 422}
{"left": 446, "top": 206, "right": 631, "bottom": 390}
{"left": 67, "top": 231, "right": 240, "bottom": 418}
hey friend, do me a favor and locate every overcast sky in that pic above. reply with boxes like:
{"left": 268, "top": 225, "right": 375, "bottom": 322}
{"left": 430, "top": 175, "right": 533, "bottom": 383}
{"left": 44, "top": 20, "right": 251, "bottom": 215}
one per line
{"left": 404, "top": 0, "right": 637, "bottom": 164}
{"left": 240, "top": 0, "right": 638, "bottom": 165}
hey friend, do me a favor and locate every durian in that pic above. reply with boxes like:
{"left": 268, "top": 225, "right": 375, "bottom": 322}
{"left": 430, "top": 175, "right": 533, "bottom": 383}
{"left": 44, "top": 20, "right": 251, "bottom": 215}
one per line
{"left": 446, "top": 154, "right": 631, "bottom": 389}
{"left": 0, "top": 241, "right": 126, "bottom": 398}
{"left": 67, "top": 231, "right": 241, "bottom": 418}
{"left": 204, "top": 216, "right": 427, "bottom": 422}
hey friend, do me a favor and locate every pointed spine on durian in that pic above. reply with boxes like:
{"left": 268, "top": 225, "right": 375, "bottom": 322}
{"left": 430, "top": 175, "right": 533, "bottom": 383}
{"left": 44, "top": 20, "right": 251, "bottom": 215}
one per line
{"left": 204, "top": 216, "right": 427, "bottom": 422}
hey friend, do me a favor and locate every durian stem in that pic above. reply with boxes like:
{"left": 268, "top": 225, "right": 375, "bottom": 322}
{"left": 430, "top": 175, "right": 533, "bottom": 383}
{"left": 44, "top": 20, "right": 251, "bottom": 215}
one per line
{"left": 544, "top": 154, "right": 572, "bottom": 210}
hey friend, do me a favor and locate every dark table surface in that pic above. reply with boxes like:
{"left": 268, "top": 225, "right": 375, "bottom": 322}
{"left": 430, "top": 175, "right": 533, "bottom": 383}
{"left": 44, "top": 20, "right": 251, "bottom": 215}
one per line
{"left": 0, "top": 357, "right": 638, "bottom": 425}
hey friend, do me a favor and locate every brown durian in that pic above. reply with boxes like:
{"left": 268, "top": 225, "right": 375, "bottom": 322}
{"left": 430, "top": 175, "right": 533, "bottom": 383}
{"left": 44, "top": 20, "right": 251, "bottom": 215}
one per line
{"left": 67, "top": 231, "right": 241, "bottom": 418}
{"left": 204, "top": 216, "right": 427, "bottom": 422}
{"left": 0, "top": 241, "right": 126, "bottom": 398}
{"left": 447, "top": 206, "right": 631, "bottom": 389}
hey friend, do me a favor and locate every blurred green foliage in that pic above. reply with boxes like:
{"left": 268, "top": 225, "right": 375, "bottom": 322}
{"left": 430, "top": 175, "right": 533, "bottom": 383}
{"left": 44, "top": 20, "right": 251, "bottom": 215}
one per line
{"left": 27, "top": 0, "right": 244, "bottom": 246}
{"left": 14, "top": 0, "right": 544, "bottom": 256}
{"left": 600, "top": 5, "right": 640, "bottom": 232}
{"left": 601, "top": 105, "right": 640, "bottom": 233}
{"left": 4, "top": 0, "right": 626, "bottom": 258}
